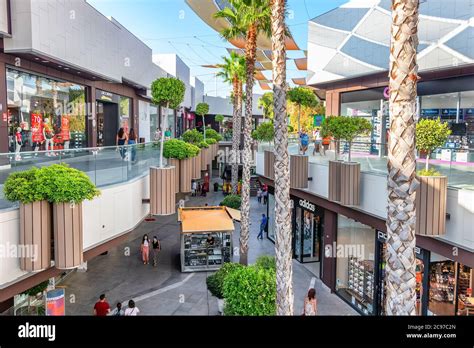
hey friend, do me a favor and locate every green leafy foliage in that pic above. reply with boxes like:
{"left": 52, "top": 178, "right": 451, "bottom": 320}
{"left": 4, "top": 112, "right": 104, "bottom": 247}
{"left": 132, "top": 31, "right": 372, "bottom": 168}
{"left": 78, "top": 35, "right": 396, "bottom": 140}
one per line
{"left": 182, "top": 129, "right": 203, "bottom": 144}
{"left": 254, "top": 255, "right": 275, "bottom": 271}
{"left": 217, "top": 51, "right": 246, "bottom": 87}
{"left": 196, "top": 102, "right": 210, "bottom": 117}
{"left": 215, "top": 114, "right": 225, "bottom": 123}
{"left": 3, "top": 168, "right": 46, "bottom": 203}
{"left": 252, "top": 122, "right": 274, "bottom": 142}
{"left": 35, "top": 164, "right": 100, "bottom": 203}
{"left": 416, "top": 118, "right": 451, "bottom": 153}
{"left": 22, "top": 280, "right": 49, "bottom": 296}
{"left": 198, "top": 141, "right": 209, "bottom": 149}
{"left": 417, "top": 168, "right": 442, "bottom": 177}
{"left": 288, "top": 125, "right": 294, "bottom": 133}
{"left": 206, "top": 262, "right": 244, "bottom": 299}
{"left": 163, "top": 139, "right": 199, "bottom": 159}
{"left": 205, "top": 128, "right": 223, "bottom": 141}
{"left": 151, "top": 77, "right": 186, "bottom": 109}
{"left": 287, "top": 87, "right": 318, "bottom": 109}
{"left": 205, "top": 138, "right": 217, "bottom": 145}
{"left": 320, "top": 116, "right": 372, "bottom": 142}
{"left": 258, "top": 92, "right": 274, "bottom": 119}
{"left": 220, "top": 194, "right": 241, "bottom": 209}
{"left": 223, "top": 265, "right": 276, "bottom": 315}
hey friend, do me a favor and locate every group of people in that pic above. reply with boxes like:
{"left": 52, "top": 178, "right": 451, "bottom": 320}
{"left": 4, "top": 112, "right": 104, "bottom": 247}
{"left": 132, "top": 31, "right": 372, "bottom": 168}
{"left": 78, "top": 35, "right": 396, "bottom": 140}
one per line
{"left": 153, "top": 127, "right": 173, "bottom": 141}
{"left": 116, "top": 127, "right": 138, "bottom": 162}
{"left": 256, "top": 183, "right": 269, "bottom": 205}
{"left": 93, "top": 294, "right": 140, "bottom": 316}
{"left": 191, "top": 179, "right": 209, "bottom": 197}
{"left": 299, "top": 129, "right": 331, "bottom": 156}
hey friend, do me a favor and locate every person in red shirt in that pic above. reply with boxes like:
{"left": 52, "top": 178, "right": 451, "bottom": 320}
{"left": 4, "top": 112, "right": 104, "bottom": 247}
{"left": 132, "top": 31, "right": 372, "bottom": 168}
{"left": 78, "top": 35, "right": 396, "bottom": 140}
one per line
{"left": 93, "top": 294, "right": 110, "bottom": 316}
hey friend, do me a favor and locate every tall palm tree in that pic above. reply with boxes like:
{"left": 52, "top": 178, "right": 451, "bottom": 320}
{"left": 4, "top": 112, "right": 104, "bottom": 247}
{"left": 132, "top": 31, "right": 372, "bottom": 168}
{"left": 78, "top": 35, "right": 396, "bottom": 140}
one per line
{"left": 216, "top": 51, "right": 246, "bottom": 194}
{"left": 386, "top": 0, "right": 419, "bottom": 315}
{"left": 258, "top": 92, "right": 274, "bottom": 121}
{"left": 215, "top": 0, "right": 271, "bottom": 266}
{"left": 271, "top": 0, "right": 293, "bottom": 315}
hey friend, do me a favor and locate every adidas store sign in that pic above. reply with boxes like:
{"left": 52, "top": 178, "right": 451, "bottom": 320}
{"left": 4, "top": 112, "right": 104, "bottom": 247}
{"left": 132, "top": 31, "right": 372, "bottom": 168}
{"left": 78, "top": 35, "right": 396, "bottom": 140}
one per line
{"left": 299, "top": 199, "right": 315, "bottom": 212}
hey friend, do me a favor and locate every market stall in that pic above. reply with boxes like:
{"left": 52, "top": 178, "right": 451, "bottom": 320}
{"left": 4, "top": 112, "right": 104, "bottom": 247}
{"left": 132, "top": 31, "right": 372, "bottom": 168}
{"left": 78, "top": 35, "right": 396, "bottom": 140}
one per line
{"left": 178, "top": 206, "right": 236, "bottom": 272}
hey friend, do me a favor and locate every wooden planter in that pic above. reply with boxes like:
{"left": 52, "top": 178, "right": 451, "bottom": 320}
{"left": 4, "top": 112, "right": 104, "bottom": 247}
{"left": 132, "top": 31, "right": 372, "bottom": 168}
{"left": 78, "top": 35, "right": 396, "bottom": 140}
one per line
{"left": 340, "top": 162, "right": 360, "bottom": 206}
{"left": 328, "top": 160, "right": 342, "bottom": 202}
{"left": 207, "top": 146, "right": 213, "bottom": 167}
{"left": 150, "top": 166, "right": 176, "bottom": 216}
{"left": 19, "top": 201, "right": 52, "bottom": 272}
{"left": 168, "top": 158, "right": 180, "bottom": 194}
{"left": 290, "top": 155, "right": 309, "bottom": 189}
{"left": 53, "top": 202, "right": 83, "bottom": 270}
{"left": 415, "top": 175, "right": 447, "bottom": 236}
{"left": 264, "top": 150, "right": 275, "bottom": 180}
{"left": 192, "top": 152, "right": 202, "bottom": 180}
{"left": 180, "top": 158, "right": 192, "bottom": 193}
{"left": 201, "top": 148, "right": 209, "bottom": 171}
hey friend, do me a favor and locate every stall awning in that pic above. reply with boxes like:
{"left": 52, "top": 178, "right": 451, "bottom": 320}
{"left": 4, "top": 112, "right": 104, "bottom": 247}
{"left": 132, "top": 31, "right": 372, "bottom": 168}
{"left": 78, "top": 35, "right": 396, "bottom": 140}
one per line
{"left": 225, "top": 207, "right": 241, "bottom": 222}
{"left": 179, "top": 207, "right": 235, "bottom": 233}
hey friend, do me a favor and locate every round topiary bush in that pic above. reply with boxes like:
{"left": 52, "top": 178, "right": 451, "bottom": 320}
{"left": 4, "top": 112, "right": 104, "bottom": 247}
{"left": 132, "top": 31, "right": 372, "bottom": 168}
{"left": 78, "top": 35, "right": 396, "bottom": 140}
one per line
{"left": 182, "top": 129, "right": 204, "bottom": 144}
{"left": 198, "top": 141, "right": 209, "bottom": 149}
{"left": 205, "top": 128, "right": 223, "bottom": 142}
{"left": 164, "top": 139, "right": 199, "bottom": 159}
{"left": 3, "top": 167, "right": 45, "bottom": 203}
{"left": 205, "top": 138, "right": 217, "bottom": 145}
{"left": 206, "top": 262, "right": 244, "bottom": 299}
{"left": 220, "top": 194, "right": 241, "bottom": 209}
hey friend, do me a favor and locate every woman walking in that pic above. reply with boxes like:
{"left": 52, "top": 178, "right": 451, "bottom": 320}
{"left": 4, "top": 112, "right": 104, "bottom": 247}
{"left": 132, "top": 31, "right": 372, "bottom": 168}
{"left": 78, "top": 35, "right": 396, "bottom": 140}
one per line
{"left": 128, "top": 128, "right": 137, "bottom": 162}
{"left": 116, "top": 128, "right": 128, "bottom": 160}
{"left": 303, "top": 288, "right": 317, "bottom": 316}
{"left": 140, "top": 234, "right": 150, "bottom": 265}
{"left": 124, "top": 300, "right": 140, "bottom": 316}
{"left": 152, "top": 236, "right": 161, "bottom": 267}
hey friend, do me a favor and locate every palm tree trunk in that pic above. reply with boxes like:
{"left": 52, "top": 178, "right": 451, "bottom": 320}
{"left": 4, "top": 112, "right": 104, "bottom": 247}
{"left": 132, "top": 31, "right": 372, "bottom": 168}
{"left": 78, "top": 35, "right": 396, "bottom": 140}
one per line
{"left": 386, "top": 0, "right": 419, "bottom": 316}
{"left": 239, "top": 25, "right": 258, "bottom": 266}
{"left": 231, "top": 80, "right": 240, "bottom": 194}
{"left": 272, "top": 0, "right": 293, "bottom": 316}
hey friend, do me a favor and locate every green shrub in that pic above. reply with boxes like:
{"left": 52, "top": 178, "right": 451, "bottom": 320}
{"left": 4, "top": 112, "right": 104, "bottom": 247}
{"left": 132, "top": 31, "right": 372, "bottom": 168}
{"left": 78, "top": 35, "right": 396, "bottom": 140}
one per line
{"left": 186, "top": 143, "right": 200, "bottom": 157}
{"left": 205, "top": 138, "right": 217, "bottom": 145}
{"left": 252, "top": 122, "right": 274, "bottom": 142}
{"left": 416, "top": 118, "right": 451, "bottom": 172}
{"left": 206, "top": 262, "right": 244, "bottom": 299}
{"left": 22, "top": 280, "right": 49, "bottom": 296}
{"left": 215, "top": 114, "right": 225, "bottom": 123}
{"left": 220, "top": 194, "right": 241, "bottom": 209}
{"left": 205, "top": 128, "right": 223, "bottom": 141}
{"left": 223, "top": 265, "right": 276, "bottom": 315}
{"left": 164, "top": 139, "right": 199, "bottom": 159}
{"left": 3, "top": 168, "right": 46, "bottom": 203}
{"left": 255, "top": 255, "right": 276, "bottom": 271}
{"left": 198, "top": 141, "right": 209, "bottom": 149}
{"left": 182, "top": 129, "right": 203, "bottom": 144}
{"left": 417, "top": 168, "right": 442, "bottom": 177}
{"left": 35, "top": 164, "right": 100, "bottom": 204}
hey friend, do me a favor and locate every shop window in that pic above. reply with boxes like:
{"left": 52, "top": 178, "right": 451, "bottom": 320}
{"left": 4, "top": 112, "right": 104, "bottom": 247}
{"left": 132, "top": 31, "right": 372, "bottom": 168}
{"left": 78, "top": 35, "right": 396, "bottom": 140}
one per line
{"left": 336, "top": 215, "right": 376, "bottom": 315}
{"left": 119, "top": 96, "right": 131, "bottom": 133}
{"left": 6, "top": 68, "right": 87, "bottom": 153}
{"left": 428, "top": 253, "right": 456, "bottom": 316}
{"left": 150, "top": 105, "right": 160, "bottom": 141}
{"left": 456, "top": 264, "right": 473, "bottom": 316}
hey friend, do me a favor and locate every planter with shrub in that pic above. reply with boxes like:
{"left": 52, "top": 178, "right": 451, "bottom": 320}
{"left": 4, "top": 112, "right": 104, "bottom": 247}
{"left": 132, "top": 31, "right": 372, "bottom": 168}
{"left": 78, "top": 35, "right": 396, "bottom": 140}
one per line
{"left": 163, "top": 139, "right": 199, "bottom": 193}
{"left": 220, "top": 194, "right": 241, "bottom": 210}
{"left": 206, "top": 138, "right": 218, "bottom": 159}
{"left": 182, "top": 129, "right": 203, "bottom": 179}
{"left": 206, "top": 262, "right": 243, "bottom": 314}
{"left": 198, "top": 141, "right": 210, "bottom": 171}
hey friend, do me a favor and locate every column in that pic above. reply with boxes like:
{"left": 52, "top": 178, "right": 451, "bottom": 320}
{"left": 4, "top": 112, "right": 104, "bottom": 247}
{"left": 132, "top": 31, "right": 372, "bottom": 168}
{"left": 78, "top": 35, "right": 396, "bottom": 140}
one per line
{"left": 88, "top": 86, "right": 97, "bottom": 147}
{"left": 322, "top": 209, "right": 337, "bottom": 292}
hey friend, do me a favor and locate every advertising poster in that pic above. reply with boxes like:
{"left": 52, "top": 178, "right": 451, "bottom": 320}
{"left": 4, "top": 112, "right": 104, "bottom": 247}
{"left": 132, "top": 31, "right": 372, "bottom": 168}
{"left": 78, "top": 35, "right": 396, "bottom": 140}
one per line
{"left": 61, "top": 115, "right": 70, "bottom": 141}
{"left": 31, "top": 113, "right": 44, "bottom": 142}
{"left": 46, "top": 288, "right": 65, "bottom": 316}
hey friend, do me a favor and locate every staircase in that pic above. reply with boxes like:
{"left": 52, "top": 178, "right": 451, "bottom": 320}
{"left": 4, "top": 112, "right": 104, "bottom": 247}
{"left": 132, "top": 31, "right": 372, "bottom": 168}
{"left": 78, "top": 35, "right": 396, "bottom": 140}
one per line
{"left": 250, "top": 175, "right": 261, "bottom": 197}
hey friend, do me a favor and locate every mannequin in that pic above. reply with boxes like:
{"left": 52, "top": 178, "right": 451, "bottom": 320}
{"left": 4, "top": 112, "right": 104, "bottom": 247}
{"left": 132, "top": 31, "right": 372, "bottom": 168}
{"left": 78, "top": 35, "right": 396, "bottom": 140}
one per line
{"left": 43, "top": 118, "right": 55, "bottom": 156}
{"left": 61, "top": 116, "right": 71, "bottom": 151}
{"left": 15, "top": 127, "right": 22, "bottom": 161}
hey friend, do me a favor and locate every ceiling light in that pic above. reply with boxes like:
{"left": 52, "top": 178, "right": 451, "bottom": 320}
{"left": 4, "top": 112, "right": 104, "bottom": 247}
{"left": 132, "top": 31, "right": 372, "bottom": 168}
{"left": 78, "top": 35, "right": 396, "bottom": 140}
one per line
{"left": 42, "top": 60, "right": 49, "bottom": 63}
{"left": 64, "top": 67, "right": 69, "bottom": 70}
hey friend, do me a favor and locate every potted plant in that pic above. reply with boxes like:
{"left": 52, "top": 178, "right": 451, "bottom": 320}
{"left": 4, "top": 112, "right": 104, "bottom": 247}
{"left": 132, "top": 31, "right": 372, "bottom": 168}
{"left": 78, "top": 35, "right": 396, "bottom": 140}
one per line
{"left": 150, "top": 77, "right": 186, "bottom": 214}
{"left": 321, "top": 116, "right": 372, "bottom": 205}
{"left": 198, "top": 140, "right": 210, "bottom": 171}
{"left": 36, "top": 164, "right": 100, "bottom": 269}
{"left": 163, "top": 139, "right": 199, "bottom": 193}
{"left": 219, "top": 194, "right": 242, "bottom": 209}
{"left": 196, "top": 102, "right": 210, "bottom": 140}
{"left": 206, "top": 262, "right": 243, "bottom": 314}
{"left": 182, "top": 129, "right": 204, "bottom": 180}
{"left": 3, "top": 168, "right": 51, "bottom": 272}
{"left": 205, "top": 128, "right": 222, "bottom": 158}
{"left": 206, "top": 138, "right": 218, "bottom": 162}
{"left": 415, "top": 118, "right": 451, "bottom": 236}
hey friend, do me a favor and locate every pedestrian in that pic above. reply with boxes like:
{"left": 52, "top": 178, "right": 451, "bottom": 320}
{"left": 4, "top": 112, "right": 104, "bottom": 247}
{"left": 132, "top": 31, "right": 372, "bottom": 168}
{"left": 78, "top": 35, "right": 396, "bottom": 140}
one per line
{"left": 257, "top": 214, "right": 267, "bottom": 240}
{"left": 164, "top": 127, "right": 172, "bottom": 140}
{"left": 300, "top": 129, "right": 309, "bottom": 155}
{"left": 303, "top": 288, "right": 317, "bottom": 316}
{"left": 110, "top": 302, "right": 124, "bottom": 316}
{"left": 262, "top": 189, "right": 268, "bottom": 205}
{"left": 128, "top": 128, "right": 137, "bottom": 162}
{"left": 313, "top": 129, "right": 323, "bottom": 156}
{"left": 116, "top": 128, "right": 128, "bottom": 160}
{"left": 197, "top": 182, "right": 202, "bottom": 195}
{"left": 124, "top": 300, "right": 140, "bottom": 316}
{"left": 191, "top": 180, "right": 197, "bottom": 197}
{"left": 257, "top": 188, "right": 262, "bottom": 204}
{"left": 140, "top": 234, "right": 150, "bottom": 265}
{"left": 93, "top": 294, "right": 110, "bottom": 316}
{"left": 152, "top": 236, "right": 161, "bottom": 267}
{"left": 154, "top": 127, "right": 161, "bottom": 141}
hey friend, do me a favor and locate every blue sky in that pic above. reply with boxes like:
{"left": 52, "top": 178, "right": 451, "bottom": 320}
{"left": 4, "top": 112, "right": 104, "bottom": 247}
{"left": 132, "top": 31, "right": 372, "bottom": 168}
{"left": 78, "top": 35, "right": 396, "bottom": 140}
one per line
{"left": 87, "top": 0, "right": 347, "bottom": 97}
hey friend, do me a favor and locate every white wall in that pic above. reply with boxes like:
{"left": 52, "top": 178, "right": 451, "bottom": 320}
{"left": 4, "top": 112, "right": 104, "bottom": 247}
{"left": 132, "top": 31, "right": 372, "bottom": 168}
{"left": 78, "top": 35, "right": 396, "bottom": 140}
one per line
{"left": 0, "top": 0, "right": 9, "bottom": 36}
{"left": 191, "top": 76, "right": 204, "bottom": 111}
{"left": 0, "top": 175, "right": 150, "bottom": 288}
{"left": 204, "top": 94, "right": 264, "bottom": 117}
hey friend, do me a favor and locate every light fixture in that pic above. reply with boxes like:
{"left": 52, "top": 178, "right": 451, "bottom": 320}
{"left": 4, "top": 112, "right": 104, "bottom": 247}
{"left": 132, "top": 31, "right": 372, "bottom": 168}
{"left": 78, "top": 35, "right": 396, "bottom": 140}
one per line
{"left": 64, "top": 67, "right": 69, "bottom": 70}
{"left": 77, "top": 72, "right": 81, "bottom": 74}
{"left": 42, "top": 60, "right": 49, "bottom": 63}
{"left": 34, "top": 57, "right": 40, "bottom": 60}
{"left": 58, "top": 65, "right": 62, "bottom": 68}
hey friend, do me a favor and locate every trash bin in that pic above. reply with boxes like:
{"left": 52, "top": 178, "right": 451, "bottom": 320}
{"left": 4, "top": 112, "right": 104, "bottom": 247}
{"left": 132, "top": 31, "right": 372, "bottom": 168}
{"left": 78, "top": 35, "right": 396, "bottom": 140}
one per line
{"left": 214, "top": 182, "right": 219, "bottom": 192}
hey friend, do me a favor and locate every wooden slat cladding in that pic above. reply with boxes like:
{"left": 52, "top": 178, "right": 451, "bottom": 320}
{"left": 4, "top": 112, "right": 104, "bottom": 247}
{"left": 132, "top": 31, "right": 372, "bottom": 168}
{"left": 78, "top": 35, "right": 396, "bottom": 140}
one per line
{"left": 415, "top": 175, "right": 447, "bottom": 236}
{"left": 201, "top": 148, "right": 209, "bottom": 171}
{"left": 264, "top": 150, "right": 275, "bottom": 180}
{"left": 180, "top": 158, "right": 192, "bottom": 193}
{"left": 150, "top": 166, "right": 176, "bottom": 216}
{"left": 168, "top": 158, "right": 180, "bottom": 193}
{"left": 53, "top": 202, "right": 83, "bottom": 269}
{"left": 328, "top": 160, "right": 342, "bottom": 202}
{"left": 290, "top": 155, "right": 308, "bottom": 189}
{"left": 19, "top": 201, "right": 51, "bottom": 272}
{"left": 192, "top": 152, "right": 202, "bottom": 180}
{"left": 340, "top": 162, "right": 360, "bottom": 206}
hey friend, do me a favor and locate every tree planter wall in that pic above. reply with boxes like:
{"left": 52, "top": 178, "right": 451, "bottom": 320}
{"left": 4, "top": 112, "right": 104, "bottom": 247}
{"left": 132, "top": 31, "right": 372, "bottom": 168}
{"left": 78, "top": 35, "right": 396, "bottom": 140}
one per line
{"left": 290, "top": 155, "right": 308, "bottom": 189}
{"left": 264, "top": 150, "right": 275, "bottom": 180}
{"left": 192, "top": 153, "right": 202, "bottom": 180}
{"left": 168, "top": 158, "right": 180, "bottom": 193}
{"left": 207, "top": 147, "right": 213, "bottom": 167}
{"left": 19, "top": 201, "right": 51, "bottom": 272}
{"left": 201, "top": 148, "right": 209, "bottom": 171}
{"left": 340, "top": 162, "right": 360, "bottom": 206}
{"left": 180, "top": 158, "right": 193, "bottom": 193}
{"left": 415, "top": 175, "right": 447, "bottom": 236}
{"left": 53, "top": 202, "right": 83, "bottom": 270}
{"left": 328, "top": 160, "right": 342, "bottom": 202}
{"left": 150, "top": 166, "right": 176, "bottom": 215}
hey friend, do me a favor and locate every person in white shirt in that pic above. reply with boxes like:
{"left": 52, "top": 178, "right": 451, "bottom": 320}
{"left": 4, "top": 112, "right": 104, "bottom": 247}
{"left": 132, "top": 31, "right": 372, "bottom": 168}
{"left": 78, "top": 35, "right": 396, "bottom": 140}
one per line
{"left": 110, "top": 302, "right": 124, "bottom": 316}
{"left": 124, "top": 300, "right": 140, "bottom": 316}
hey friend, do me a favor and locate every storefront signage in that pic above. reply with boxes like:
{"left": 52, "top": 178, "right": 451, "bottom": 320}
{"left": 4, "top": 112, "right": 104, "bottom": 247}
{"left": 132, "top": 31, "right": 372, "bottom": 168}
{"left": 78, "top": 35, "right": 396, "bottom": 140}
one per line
{"left": 383, "top": 87, "right": 390, "bottom": 99}
{"left": 46, "top": 288, "right": 65, "bottom": 316}
{"left": 61, "top": 116, "right": 70, "bottom": 141}
{"left": 96, "top": 90, "right": 119, "bottom": 103}
{"left": 377, "top": 231, "right": 388, "bottom": 243}
{"left": 298, "top": 199, "right": 315, "bottom": 212}
{"left": 421, "top": 109, "right": 440, "bottom": 117}
{"left": 31, "top": 113, "right": 44, "bottom": 143}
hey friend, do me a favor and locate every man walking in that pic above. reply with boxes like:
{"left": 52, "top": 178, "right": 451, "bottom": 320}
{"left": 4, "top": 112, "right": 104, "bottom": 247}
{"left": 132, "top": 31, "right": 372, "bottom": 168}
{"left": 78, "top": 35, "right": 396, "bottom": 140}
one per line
{"left": 257, "top": 214, "right": 267, "bottom": 240}
{"left": 93, "top": 294, "right": 110, "bottom": 316}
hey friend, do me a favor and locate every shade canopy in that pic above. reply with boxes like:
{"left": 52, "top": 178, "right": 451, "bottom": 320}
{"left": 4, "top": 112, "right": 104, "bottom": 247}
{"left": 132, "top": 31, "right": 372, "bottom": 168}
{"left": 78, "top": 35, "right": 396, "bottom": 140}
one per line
{"left": 179, "top": 206, "right": 235, "bottom": 233}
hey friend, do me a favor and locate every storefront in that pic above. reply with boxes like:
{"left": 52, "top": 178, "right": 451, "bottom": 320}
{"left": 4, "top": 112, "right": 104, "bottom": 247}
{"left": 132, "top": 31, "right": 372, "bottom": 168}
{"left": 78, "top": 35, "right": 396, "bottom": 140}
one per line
{"left": 96, "top": 90, "right": 131, "bottom": 147}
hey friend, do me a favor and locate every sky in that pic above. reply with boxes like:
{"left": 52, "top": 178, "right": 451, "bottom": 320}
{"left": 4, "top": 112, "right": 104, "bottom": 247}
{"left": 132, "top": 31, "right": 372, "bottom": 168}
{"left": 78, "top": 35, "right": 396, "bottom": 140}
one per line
{"left": 87, "top": 0, "right": 348, "bottom": 97}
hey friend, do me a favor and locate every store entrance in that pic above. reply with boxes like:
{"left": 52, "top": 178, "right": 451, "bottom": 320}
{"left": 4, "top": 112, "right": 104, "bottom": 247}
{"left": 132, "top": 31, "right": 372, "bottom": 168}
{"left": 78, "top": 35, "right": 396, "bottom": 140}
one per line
{"left": 96, "top": 101, "right": 119, "bottom": 147}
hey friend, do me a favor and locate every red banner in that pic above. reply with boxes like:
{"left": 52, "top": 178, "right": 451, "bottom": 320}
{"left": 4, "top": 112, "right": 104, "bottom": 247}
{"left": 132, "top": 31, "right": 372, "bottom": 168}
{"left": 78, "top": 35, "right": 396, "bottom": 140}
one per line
{"left": 61, "top": 115, "right": 70, "bottom": 141}
{"left": 31, "top": 113, "right": 44, "bottom": 143}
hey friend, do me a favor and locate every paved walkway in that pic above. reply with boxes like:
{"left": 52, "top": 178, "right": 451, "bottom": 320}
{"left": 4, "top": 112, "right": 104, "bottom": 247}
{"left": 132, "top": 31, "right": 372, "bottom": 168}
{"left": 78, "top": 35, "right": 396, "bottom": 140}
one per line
{"left": 60, "top": 178, "right": 357, "bottom": 316}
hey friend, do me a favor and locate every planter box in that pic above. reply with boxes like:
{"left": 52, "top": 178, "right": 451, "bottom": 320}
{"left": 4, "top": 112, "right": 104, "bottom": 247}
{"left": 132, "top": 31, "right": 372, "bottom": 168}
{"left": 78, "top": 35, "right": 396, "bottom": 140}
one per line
{"left": 264, "top": 150, "right": 275, "bottom": 180}
{"left": 180, "top": 158, "right": 192, "bottom": 193}
{"left": 168, "top": 158, "right": 180, "bottom": 193}
{"left": 201, "top": 148, "right": 209, "bottom": 171}
{"left": 150, "top": 166, "right": 176, "bottom": 216}
{"left": 415, "top": 175, "right": 447, "bottom": 236}
{"left": 290, "top": 155, "right": 308, "bottom": 189}
{"left": 19, "top": 201, "right": 52, "bottom": 272}
{"left": 340, "top": 162, "right": 360, "bottom": 206}
{"left": 328, "top": 160, "right": 342, "bottom": 202}
{"left": 53, "top": 202, "right": 83, "bottom": 270}
{"left": 192, "top": 153, "right": 202, "bottom": 180}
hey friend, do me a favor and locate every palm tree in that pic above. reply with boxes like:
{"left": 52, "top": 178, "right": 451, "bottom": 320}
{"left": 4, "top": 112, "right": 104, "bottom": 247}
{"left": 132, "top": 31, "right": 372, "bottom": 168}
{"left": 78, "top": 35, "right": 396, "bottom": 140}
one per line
{"left": 271, "top": 0, "right": 293, "bottom": 315}
{"left": 216, "top": 51, "right": 246, "bottom": 194}
{"left": 386, "top": 0, "right": 419, "bottom": 315}
{"left": 215, "top": 0, "right": 271, "bottom": 266}
{"left": 258, "top": 92, "right": 274, "bottom": 121}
